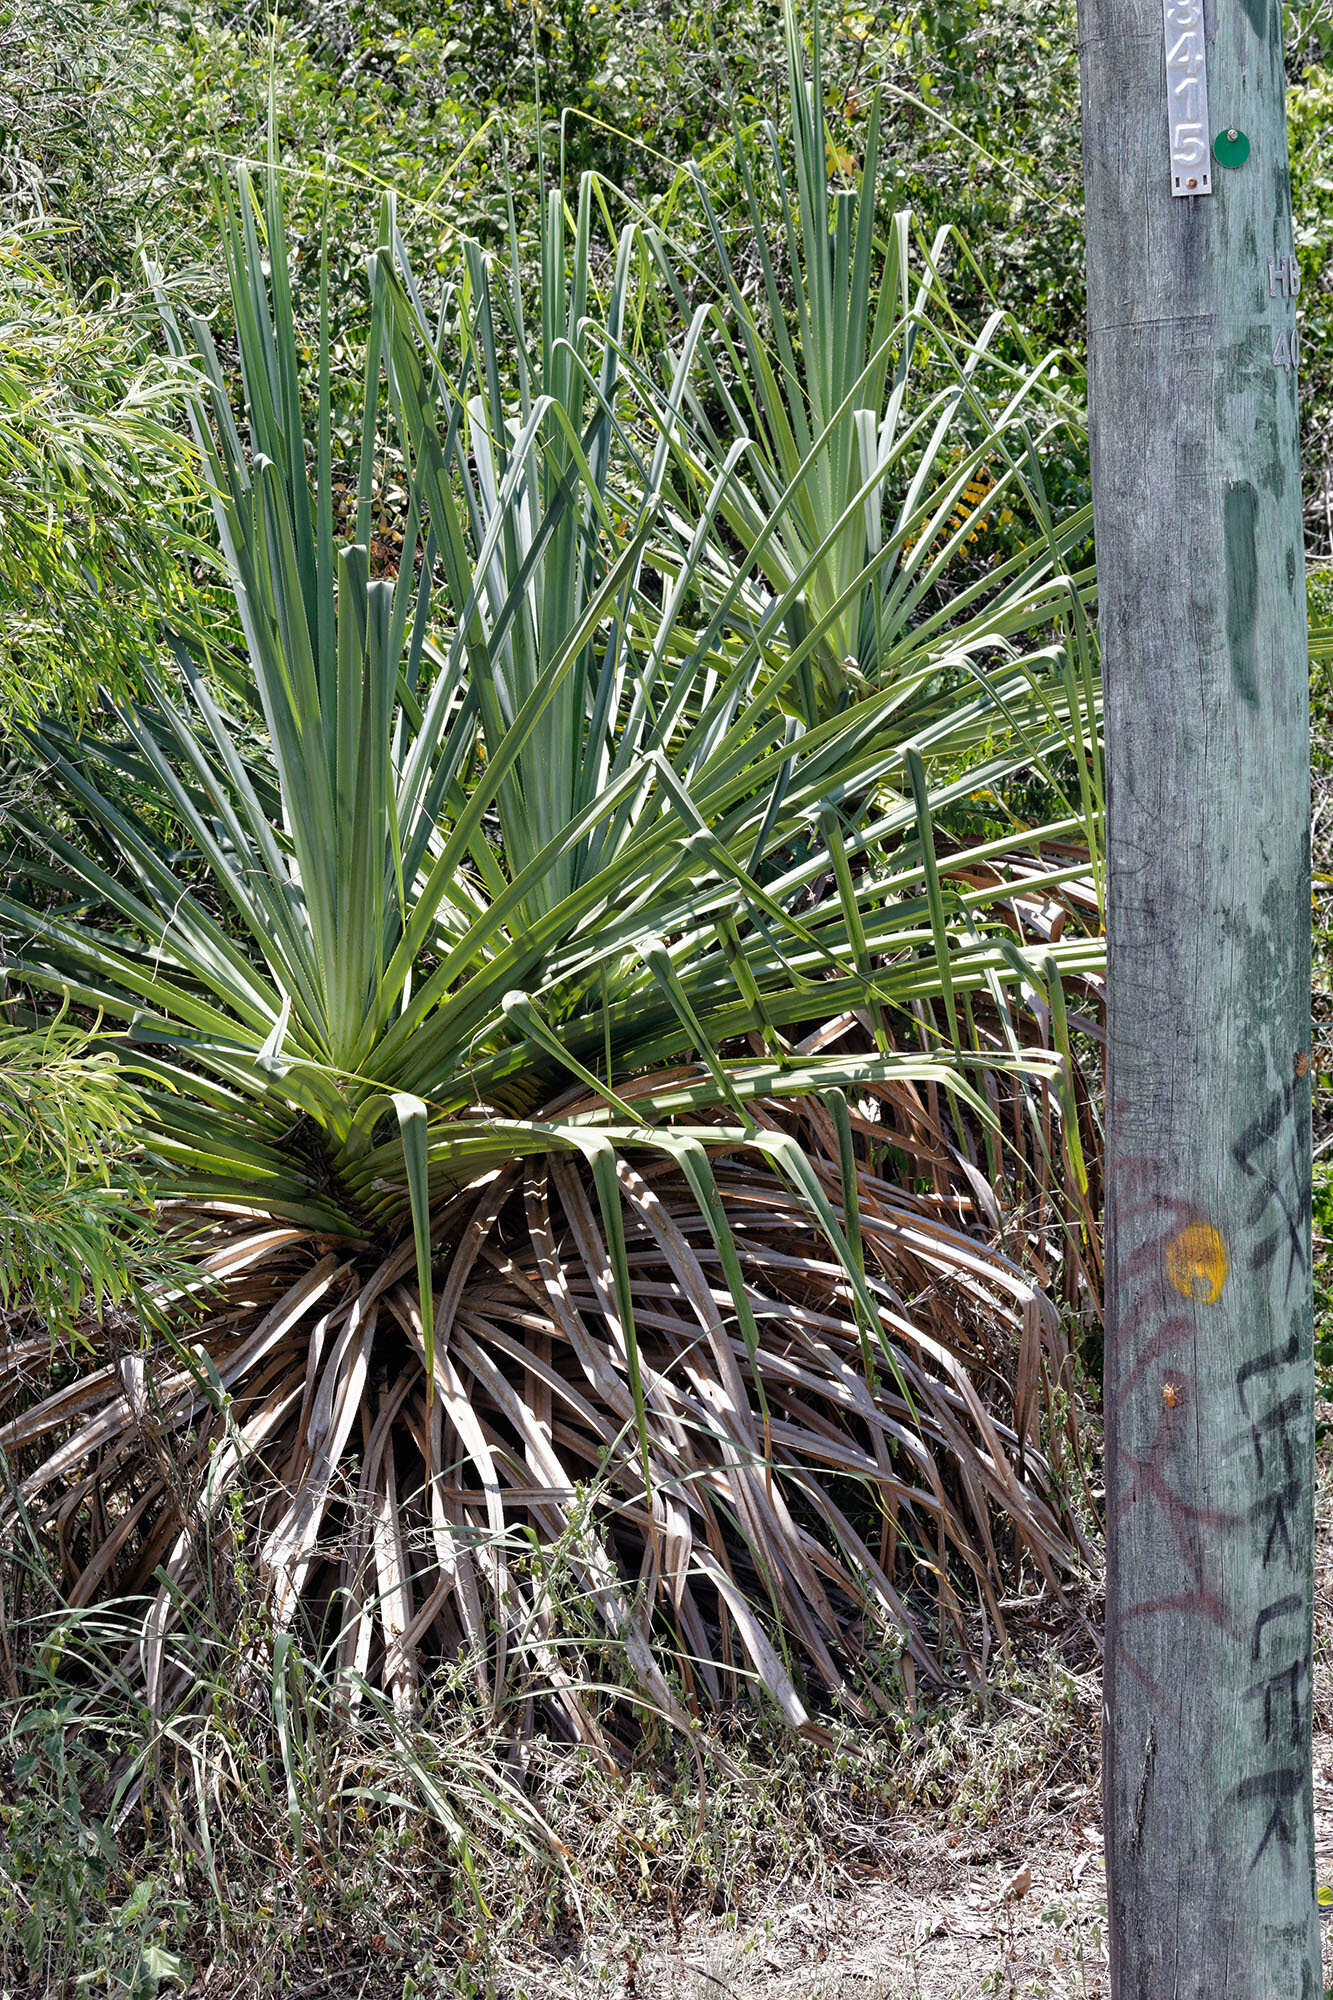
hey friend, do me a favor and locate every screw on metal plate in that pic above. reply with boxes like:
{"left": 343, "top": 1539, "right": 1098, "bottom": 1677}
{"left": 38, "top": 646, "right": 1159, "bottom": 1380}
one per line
{"left": 1213, "top": 127, "right": 1250, "bottom": 167}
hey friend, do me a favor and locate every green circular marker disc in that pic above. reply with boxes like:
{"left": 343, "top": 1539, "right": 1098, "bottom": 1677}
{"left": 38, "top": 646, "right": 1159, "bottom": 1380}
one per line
{"left": 1213, "top": 127, "right": 1250, "bottom": 168}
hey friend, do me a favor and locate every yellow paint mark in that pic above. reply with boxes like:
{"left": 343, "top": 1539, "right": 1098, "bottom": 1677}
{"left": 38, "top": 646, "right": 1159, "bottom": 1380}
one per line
{"left": 1164, "top": 1222, "right": 1229, "bottom": 1305}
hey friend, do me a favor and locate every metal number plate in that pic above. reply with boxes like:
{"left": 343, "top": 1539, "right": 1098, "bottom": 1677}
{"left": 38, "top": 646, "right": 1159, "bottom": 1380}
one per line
{"left": 1162, "top": 0, "right": 1212, "bottom": 196}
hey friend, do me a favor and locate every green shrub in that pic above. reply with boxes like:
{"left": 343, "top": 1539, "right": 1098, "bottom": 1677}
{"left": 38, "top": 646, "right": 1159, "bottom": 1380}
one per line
{"left": 0, "top": 1012, "right": 160, "bottom": 1335}
{"left": 0, "top": 235, "right": 211, "bottom": 718}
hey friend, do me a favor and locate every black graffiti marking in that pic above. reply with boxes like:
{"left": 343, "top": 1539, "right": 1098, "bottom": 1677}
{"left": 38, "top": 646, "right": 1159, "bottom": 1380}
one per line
{"left": 1252, "top": 1594, "right": 1304, "bottom": 1661}
{"left": 1244, "top": 1164, "right": 1309, "bottom": 1292}
{"left": 1243, "top": 1658, "right": 1306, "bottom": 1749}
{"left": 1243, "top": 1391, "right": 1303, "bottom": 1485}
{"left": 1245, "top": 1175, "right": 1308, "bottom": 1293}
{"left": 1233, "top": 1765, "right": 1304, "bottom": 1870}
{"left": 1232, "top": 1076, "right": 1311, "bottom": 1301}
{"left": 1252, "top": 1478, "right": 1304, "bottom": 1568}
{"left": 1235, "top": 1331, "right": 1301, "bottom": 1414}
{"left": 1232, "top": 1077, "right": 1298, "bottom": 1171}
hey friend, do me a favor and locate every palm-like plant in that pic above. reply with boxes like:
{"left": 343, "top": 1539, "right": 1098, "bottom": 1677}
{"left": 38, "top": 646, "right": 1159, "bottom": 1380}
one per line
{"left": 642, "top": 0, "right": 1093, "bottom": 722}
{"left": 0, "top": 115, "right": 1101, "bottom": 1735}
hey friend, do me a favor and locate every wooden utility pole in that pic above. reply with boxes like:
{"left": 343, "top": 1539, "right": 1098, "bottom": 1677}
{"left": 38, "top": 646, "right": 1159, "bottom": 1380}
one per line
{"left": 1077, "top": 0, "right": 1317, "bottom": 1991}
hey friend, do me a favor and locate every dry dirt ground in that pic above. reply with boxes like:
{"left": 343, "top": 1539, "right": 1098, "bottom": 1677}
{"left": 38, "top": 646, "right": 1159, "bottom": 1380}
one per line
{"left": 506, "top": 1796, "right": 1113, "bottom": 1999}
{"left": 487, "top": 1463, "right": 1333, "bottom": 2000}
{"left": 514, "top": 1781, "right": 1332, "bottom": 2000}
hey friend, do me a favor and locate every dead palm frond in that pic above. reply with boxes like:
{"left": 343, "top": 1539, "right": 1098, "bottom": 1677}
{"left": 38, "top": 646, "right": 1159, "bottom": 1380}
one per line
{"left": 0, "top": 1038, "right": 1095, "bottom": 1740}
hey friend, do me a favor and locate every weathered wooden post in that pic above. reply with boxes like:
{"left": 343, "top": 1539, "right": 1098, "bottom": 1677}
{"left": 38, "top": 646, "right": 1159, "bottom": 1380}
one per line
{"left": 1076, "top": 0, "right": 1318, "bottom": 1992}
